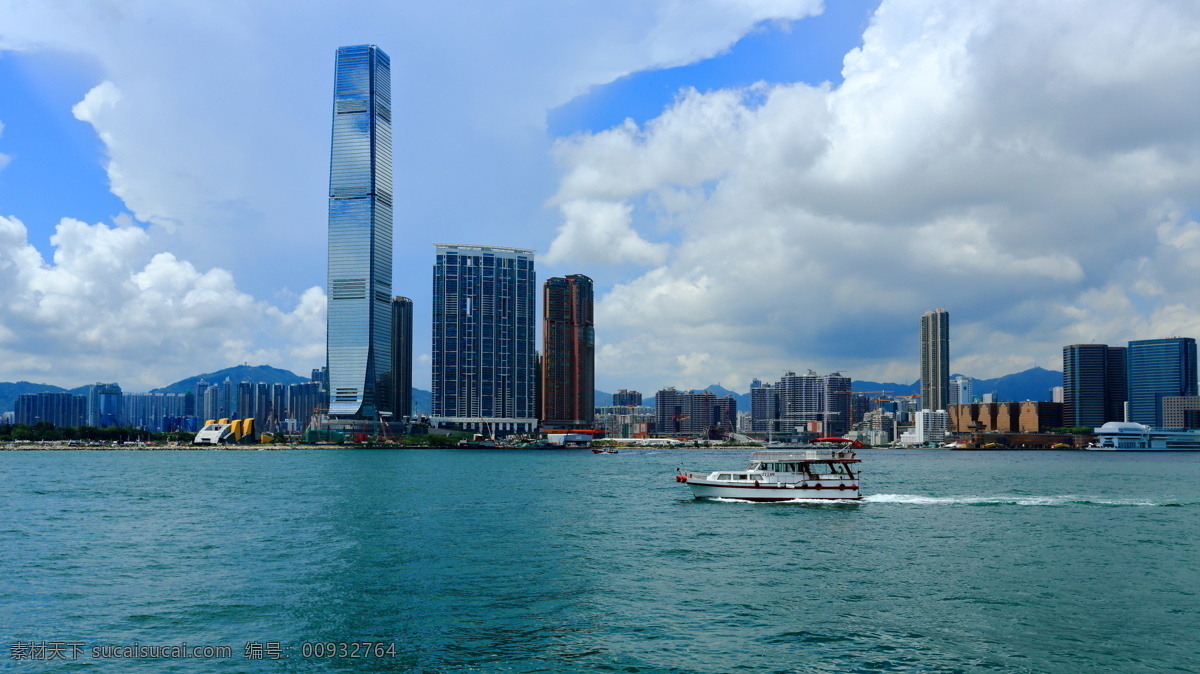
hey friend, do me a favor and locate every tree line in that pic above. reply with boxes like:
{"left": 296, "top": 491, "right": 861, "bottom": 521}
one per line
{"left": 0, "top": 422, "right": 193, "bottom": 443}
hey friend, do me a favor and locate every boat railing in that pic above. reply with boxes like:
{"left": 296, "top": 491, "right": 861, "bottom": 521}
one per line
{"left": 750, "top": 450, "right": 857, "bottom": 462}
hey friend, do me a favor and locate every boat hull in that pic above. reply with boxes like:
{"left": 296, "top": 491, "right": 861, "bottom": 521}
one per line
{"left": 685, "top": 480, "right": 861, "bottom": 501}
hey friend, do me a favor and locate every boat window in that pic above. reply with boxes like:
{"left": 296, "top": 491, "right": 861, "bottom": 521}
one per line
{"left": 718, "top": 474, "right": 732, "bottom": 480}
{"left": 736, "top": 474, "right": 747, "bottom": 480}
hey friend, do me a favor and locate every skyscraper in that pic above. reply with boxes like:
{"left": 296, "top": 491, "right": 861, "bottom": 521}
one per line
{"left": 390, "top": 296, "right": 413, "bottom": 419}
{"left": 1062, "top": 344, "right": 1126, "bottom": 426}
{"left": 1127, "top": 337, "right": 1197, "bottom": 427}
{"left": 920, "top": 308, "right": 950, "bottom": 411}
{"left": 541, "top": 275, "right": 595, "bottom": 429}
{"left": 431, "top": 244, "right": 537, "bottom": 433}
{"left": 327, "top": 44, "right": 393, "bottom": 419}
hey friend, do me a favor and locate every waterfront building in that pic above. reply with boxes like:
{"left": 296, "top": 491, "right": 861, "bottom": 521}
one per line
{"left": 390, "top": 297, "right": 413, "bottom": 419}
{"left": 432, "top": 244, "right": 537, "bottom": 433}
{"left": 87, "top": 383, "right": 123, "bottom": 428}
{"left": 1051, "top": 386, "right": 1064, "bottom": 403}
{"left": 613, "top": 389, "right": 643, "bottom": 407}
{"left": 1160, "top": 396, "right": 1200, "bottom": 429}
{"left": 287, "top": 381, "right": 324, "bottom": 430}
{"left": 899, "top": 409, "right": 948, "bottom": 445}
{"left": 1127, "top": 337, "right": 1197, "bottom": 427}
{"left": 750, "top": 379, "right": 779, "bottom": 433}
{"left": 920, "top": 308, "right": 950, "bottom": 411}
{"left": 949, "top": 376, "right": 973, "bottom": 407}
{"left": 327, "top": 44, "right": 393, "bottom": 419}
{"left": 654, "top": 388, "right": 737, "bottom": 436}
{"left": 594, "top": 405, "right": 656, "bottom": 438}
{"left": 751, "top": 371, "right": 851, "bottom": 436}
{"left": 1063, "top": 344, "right": 1127, "bottom": 426}
{"left": 15, "top": 392, "right": 86, "bottom": 428}
{"left": 123, "top": 393, "right": 192, "bottom": 433}
{"left": 541, "top": 275, "right": 595, "bottom": 430}
{"left": 948, "top": 402, "right": 1064, "bottom": 434}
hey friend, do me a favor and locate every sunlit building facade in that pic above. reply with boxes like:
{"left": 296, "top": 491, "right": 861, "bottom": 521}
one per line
{"left": 327, "top": 44, "right": 393, "bottom": 419}
{"left": 431, "top": 244, "right": 537, "bottom": 433}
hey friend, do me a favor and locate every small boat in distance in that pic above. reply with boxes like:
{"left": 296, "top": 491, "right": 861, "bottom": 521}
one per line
{"left": 676, "top": 450, "right": 862, "bottom": 501}
{"left": 592, "top": 448, "right": 618, "bottom": 454}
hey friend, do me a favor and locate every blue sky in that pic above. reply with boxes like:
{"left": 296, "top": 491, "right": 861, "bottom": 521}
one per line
{"left": 548, "top": 1, "right": 878, "bottom": 136}
{"left": 0, "top": 51, "right": 122, "bottom": 253}
{"left": 0, "top": 0, "right": 1198, "bottom": 394}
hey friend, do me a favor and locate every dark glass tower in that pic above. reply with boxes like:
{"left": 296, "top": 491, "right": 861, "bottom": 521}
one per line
{"left": 1127, "top": 337, "right": 1197, "bottom": 426}
{"left": 541, "top": 275, "right": 595, "bottom": 429}
{"left": 1063, "top": 344, "right": 1126, "bottom": 426}
{"left": 920, "top": 308, "right": 949, "bottom": 411}
{"left": 390, "top": 296, "right": 413, "bottom": 419}
{"left": 431, "top": 244, "right": 537, "bottom": 433}
{"left": 327, "top": 45, "right": 393, "bottom": 418}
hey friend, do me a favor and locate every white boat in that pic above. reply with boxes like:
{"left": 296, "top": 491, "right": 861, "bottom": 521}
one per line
{"left": 1088, "top": 421, "right": 1200, "bottom": 451}
{"left": 675, "top": 450, "right": 862, "bottom": 501}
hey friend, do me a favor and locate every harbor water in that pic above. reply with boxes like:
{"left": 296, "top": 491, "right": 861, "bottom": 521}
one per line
{"left": 2, "top": 448, "right": 1198, "bottom": 672}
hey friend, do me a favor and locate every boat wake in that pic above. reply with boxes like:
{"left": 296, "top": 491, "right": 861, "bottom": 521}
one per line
{"left": 864, "top": 494, "right": 1184, "bottom": 507}
{"left": 707, "top": 497, "right": 863, "bottom": 505}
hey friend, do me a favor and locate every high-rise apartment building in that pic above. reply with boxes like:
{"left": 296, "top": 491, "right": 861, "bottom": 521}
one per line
{"left": 750, "top": 378, "right": 778, "bottom": 433}
{"left": 431, "top": 244, "right": 537, "bottom": 433}
{"left": 87, "top": 383, "right": 123, "bottom": 428}
{"left": 390, "top": 297, "right": 413, "bottom": 419}
{"left": 949, "top": 376, "right": 974, "bottom": 407}
{"left": 1062, "top": 344, "right": 1127, "bottom": 426}
{"left": 541, "top": 275, "right": 595, "bottom": 429}
{"left": 749, "top": 371, "right": 851, "bottom": 436}
{"left": 654, "top": 388, "right": 737, "bottom": 435}
{"left": 612, "top": 389, "right": 643, "bottom": 407}
{"left": 15, "top": 392, "right": 86, "bottom": 428}
{"left": 327, "top": 44, "right": 393, "bottom": 419}
{"left": 1127, "top": 337, "right": 1197, "bottom": 427}
{"left": 920, "top": 308, "right": 950, "bottom": 411}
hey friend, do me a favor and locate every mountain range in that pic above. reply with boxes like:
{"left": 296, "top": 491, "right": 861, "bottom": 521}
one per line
{"left": 1, "top": 365, "right": 1064, "bottom": 415}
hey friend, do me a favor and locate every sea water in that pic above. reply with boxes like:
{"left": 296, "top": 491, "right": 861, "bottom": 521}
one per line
{"left": 2, "top": 448, "right": 1198, "bottom": 672}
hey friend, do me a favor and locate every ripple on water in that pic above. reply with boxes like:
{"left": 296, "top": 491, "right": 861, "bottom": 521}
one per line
{"left": 1, "top": 448, "right": 1198, "bottom": 672}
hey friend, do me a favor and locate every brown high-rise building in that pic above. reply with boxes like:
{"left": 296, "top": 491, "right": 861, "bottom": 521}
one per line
{"left": 541, "top": 275, "right": 594, "bottom": 429}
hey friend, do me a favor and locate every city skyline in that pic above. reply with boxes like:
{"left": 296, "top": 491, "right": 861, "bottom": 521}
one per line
{"left": 1, "top": 2, "right": 1197, "bottom": 395}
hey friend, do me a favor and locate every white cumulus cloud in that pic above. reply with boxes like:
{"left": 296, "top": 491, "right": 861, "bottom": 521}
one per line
{"left": 0, "top": 215, "right": 324, "bottom": 389}
{"left": 550, "top": 0, "right": 1200, "bottom": 390}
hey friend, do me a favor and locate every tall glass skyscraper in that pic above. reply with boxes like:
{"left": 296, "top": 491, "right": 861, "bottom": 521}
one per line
{"left": 1127, "top": 337, "right": 1197, "bottom": 427}
{"left": 431, "top": 244, "right": 537, "bottom": 433}
{"left": 327, "top": 45, "right": 393, "bottom": 418}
